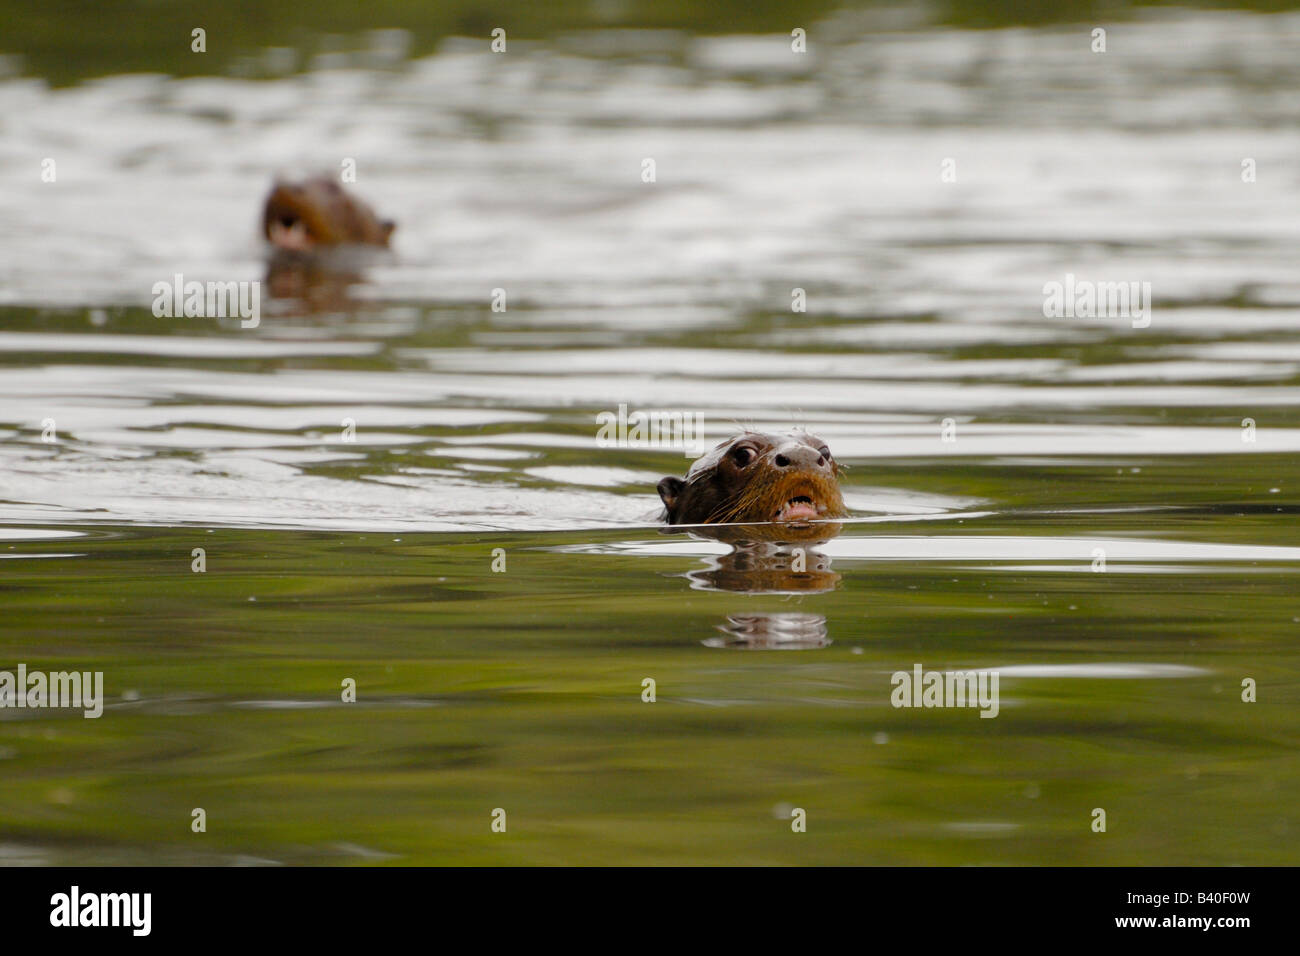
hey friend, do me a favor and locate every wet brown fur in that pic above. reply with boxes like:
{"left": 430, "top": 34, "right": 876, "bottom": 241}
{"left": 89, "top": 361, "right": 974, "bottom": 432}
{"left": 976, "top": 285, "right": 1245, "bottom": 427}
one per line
{"left": 658, "top": 431, "right": 846, "bottom": 525}
{"left": 262, "top": 176, "right": 395, "bottom": 248}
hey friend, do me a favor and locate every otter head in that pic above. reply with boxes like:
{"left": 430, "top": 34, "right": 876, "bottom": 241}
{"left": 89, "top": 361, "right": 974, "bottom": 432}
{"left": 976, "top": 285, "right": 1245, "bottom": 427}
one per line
{"left": 658, "top": 431, "right": 847, "bottom": 526}
{"left": 262, "top": 177, "right": 395, "bottom": 252}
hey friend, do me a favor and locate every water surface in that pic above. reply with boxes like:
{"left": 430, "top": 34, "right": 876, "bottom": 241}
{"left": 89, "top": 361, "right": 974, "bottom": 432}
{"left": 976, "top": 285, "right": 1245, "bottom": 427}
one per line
{"left": 1, "top": 9, "right": 1298, "bottom": 864}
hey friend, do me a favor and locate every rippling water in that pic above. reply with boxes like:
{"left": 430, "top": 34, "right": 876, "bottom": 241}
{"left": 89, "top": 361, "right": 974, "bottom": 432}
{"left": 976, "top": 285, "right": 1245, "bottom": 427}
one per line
{"left": 1, "top": 9, "right": 1298, "bottom": 864}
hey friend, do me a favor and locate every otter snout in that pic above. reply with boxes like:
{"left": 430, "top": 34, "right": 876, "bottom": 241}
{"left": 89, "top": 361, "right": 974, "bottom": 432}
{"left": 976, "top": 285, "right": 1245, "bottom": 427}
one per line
{"left": 772, "top": 442, "right": 829, "bottom": 472}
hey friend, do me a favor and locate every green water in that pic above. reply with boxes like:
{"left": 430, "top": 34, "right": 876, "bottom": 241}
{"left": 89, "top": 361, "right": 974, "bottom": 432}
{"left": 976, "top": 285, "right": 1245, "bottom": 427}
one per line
{"left": 3, "top": 490, "right": 1297, "bottom": 865}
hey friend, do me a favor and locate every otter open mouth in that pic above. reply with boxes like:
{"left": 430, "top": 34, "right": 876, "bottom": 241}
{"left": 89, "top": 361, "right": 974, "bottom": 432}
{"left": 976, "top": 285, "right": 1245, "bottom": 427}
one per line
{"left": 775, "top": 493, "right": 821, "bottom": 523}
{"left": 268, "top": 217, "right": 314, "bottom": 252}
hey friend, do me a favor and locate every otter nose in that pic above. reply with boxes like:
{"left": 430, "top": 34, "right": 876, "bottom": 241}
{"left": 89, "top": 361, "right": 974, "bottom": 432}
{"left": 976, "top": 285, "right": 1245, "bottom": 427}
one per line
{"left": 771, "top": 442, "right": 827, "bottom": 470}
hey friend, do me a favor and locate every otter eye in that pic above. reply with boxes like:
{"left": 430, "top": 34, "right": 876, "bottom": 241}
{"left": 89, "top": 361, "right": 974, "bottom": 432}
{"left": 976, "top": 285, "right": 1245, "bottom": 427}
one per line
{"left": 279, "top": 216, "right": 296, "bottom": 228}
{"left": 731, "top": 445, "right": 755, "bottom": 467}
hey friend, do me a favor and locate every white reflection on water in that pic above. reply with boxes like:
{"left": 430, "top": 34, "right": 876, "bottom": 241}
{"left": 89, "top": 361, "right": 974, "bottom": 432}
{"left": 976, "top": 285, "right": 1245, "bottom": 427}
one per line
{"left": 992, "top": 663, "right": 1208, "bottom": 679}
{"left": 571, "top": 534, "right": 1300, "bottom": 565}
{"left": 0, "top": 12, "right": 1298, "bottom": 530}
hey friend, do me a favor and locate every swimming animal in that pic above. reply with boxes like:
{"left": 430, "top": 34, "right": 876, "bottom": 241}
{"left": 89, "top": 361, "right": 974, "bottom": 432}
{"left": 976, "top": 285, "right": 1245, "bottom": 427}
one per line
{"left": 261, "top": 176, "right": 395, "bottom": 251}
{"left": 658, "top": 431, "right": 846, "bottom": 525}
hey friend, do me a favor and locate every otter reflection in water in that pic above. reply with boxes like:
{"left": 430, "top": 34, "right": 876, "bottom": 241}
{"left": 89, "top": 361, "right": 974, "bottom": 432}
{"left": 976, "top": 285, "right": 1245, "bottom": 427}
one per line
{"left": 261, "top": 176, "right": 396, "bottom": 311}
{"left": 657, "top": 432, "right": 847, "bottom": 645}
{"left": 705, "top": 613, "right": 831, "bottom": 650}
{"left": 678, "top": 521, "right": 842, "bottom": 594}
{"left": 681, "top": 526, "right": 842, "bottom": 647}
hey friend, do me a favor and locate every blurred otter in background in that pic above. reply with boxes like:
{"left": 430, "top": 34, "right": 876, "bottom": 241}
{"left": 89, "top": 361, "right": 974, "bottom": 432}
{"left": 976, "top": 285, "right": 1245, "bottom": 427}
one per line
{"left": 262, "top": 176, "right": 395, "bottom": 251}
{"left": 261, "top": 176, "right": 395, "bottom": 310}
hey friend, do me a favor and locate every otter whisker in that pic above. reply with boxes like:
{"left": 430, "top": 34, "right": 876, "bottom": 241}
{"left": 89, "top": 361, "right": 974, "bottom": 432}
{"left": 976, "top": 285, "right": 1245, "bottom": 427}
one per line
{"left": 658, "top": 430, "right": 847, "bottom": 525}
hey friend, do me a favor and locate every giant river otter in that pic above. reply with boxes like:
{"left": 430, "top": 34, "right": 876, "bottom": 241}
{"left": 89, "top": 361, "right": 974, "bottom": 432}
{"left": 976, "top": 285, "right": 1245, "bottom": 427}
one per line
{"left": 260, "top": 176, "right": 395, "bottom": 310}
{"left": 658, "top": 431, "right": 847, "bottom": 526}
{"left": 262, "top": 176, "right": 395, "bottom": 251}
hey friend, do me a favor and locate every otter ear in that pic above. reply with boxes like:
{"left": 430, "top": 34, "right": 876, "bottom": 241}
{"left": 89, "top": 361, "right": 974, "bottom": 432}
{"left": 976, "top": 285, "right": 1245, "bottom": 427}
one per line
{"left": 657, "top": 476, "right": 685, "bottom": 516}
